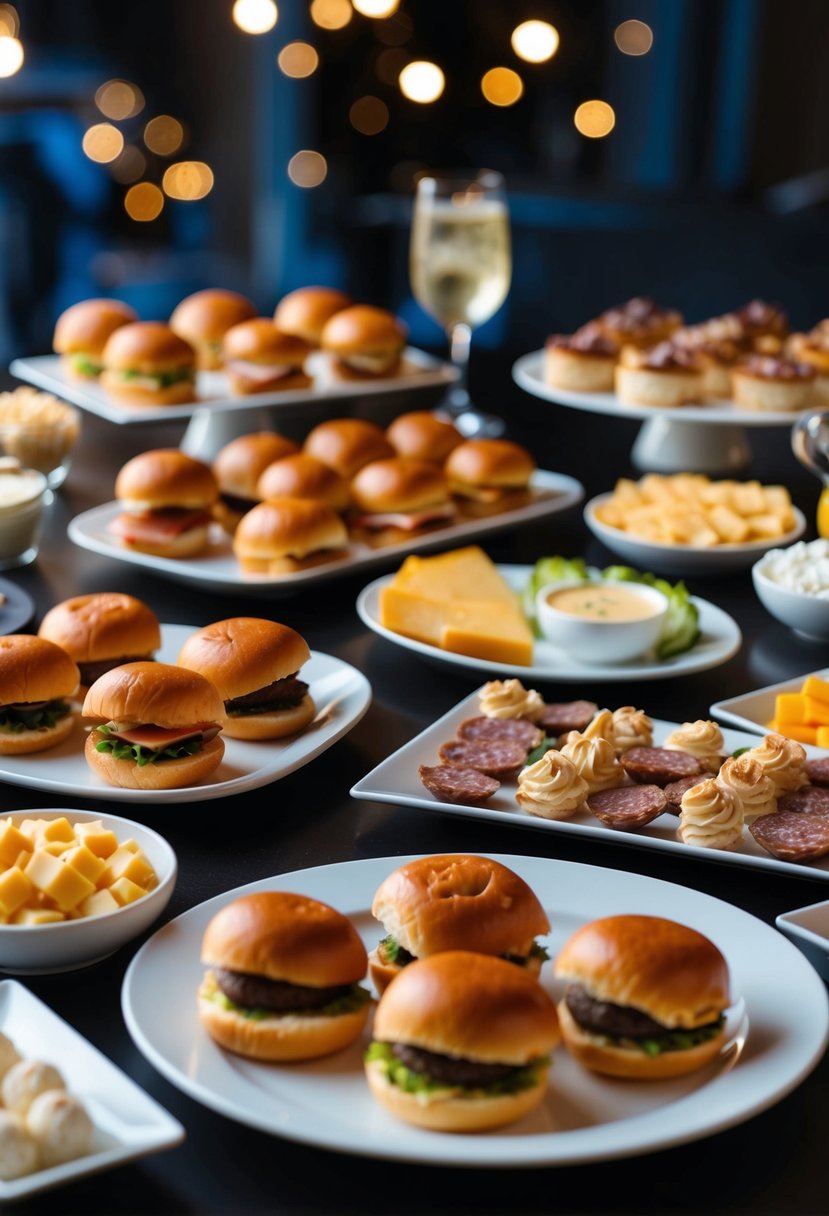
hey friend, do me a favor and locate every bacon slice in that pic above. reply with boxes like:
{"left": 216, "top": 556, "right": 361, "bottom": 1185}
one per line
{"left": 108, "top": 509, "right": 212, "bottom": 545}
{"left": 107, "top": 722, "right": 221, "bottom": 750}
{"left": 349, "top": 505, "right": 456, "bottom": 531}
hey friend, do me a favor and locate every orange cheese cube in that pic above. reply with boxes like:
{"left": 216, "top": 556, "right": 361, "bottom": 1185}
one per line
{"left": 817, "top": 726, "right": 829, "bottom": 749}
{"left": 73, "top": 823, "right": 118, "bottom": 859}
{"left": 24, "top": 849, "right": 95, "bottom": 911}
{"left": 775, "top": 694, "right": 807, "bottom": 725}
{"left": 0, "top": 867, "right": 33, "bottom": 917}
{"left": 0, "top": 822, "right": 32, "bottom": 869}
{"left": 108, "top": 876, "right": 148, "bottom": 907}
{"left": 100, "top": 845, "right": 156, "bottom": 891}
{"left": 39, "top": 817, "right": 76, "bottom": 844}
{"left": 802, "top": 674, "right": 829, "bottom": 704}
{"left": 78, "top": 888, "right": 120, "bottom": 918}
{"left": 63, "top": 845, "right": 107, "bottom": 886}
{"left": 12, "top": 908, "right": 65, "bottom": 925}
{"left": 767, "top": 720, "right": 818, "bottom": 745}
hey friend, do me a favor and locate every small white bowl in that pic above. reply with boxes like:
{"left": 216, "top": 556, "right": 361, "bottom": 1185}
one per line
{"left": 776, "top": 901, "right": 829, "bottom": 980}
{"left": 0, "top": 809, "right": 176, "bottom": 974}
{"left": 534, "top": 579, "right": 669, "bottom": 664}
{"left": 752, "top": 557, "right": 829, "bottom": 642}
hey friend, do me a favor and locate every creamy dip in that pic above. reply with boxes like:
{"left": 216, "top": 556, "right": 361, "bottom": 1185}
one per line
{"left": 0, "top": 462, "right": 47, "bottom": 564}
{"left": 546, "top": 584, "right": 662, "bottom": 622}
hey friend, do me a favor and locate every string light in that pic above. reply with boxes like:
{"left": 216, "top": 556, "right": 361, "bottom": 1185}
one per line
{"left": 0, "top": 35, "right": 23, "bottom": 77}
{"left": 82, "top": 123, "right": 124, "bottom": 163}
{"left": 310, "top": 0, "right": 351, "bottom": 29}
{"left": 232, "top": 0, "right": 278, "bottom": 34}
{"left": 574, "top": 99, "right": 616, "bottom": 138}
{"left": 163, "top": 161, "right": 214, "bottom": 200}
{"left": 96, "top": 80, "right": 144, "bottom": 120}
{"left": 124, "top": 182, "right": 164, "bottom": 222}
{"left": 481, "top": 67, "right": 523, "bottom": 107}
{"left": 352, "top": 0, "right": 399, "bottom": 16}
{"left": 277, "top": 41, "right": 319, "bottom": 77}
{"left": 287, "top": 150, "right": 327, "bottom": 187}
{"left": 399, "top": 60, "right": 444, "bottom": 104}
{"left": 349, "top": 95, "right": 389, "bottom": 135}
{"left": 511, "top": 20, "right": 559, "bottom": 63}
{"left": 614, "top": 19, "right": 653, "bottom": 55}
{"left": 144, "top": 116, "right": 184, "bottom": 156}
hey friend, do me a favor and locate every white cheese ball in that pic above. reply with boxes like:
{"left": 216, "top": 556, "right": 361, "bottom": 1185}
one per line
{"left": 26, "top": 1089, "right": 93, "bottom": 1167}
{"left": 0, "top": 1031, "right": 21, "bottom": 1081}
{"left": 1, "top": 1060, "right": 65, "bottom": 1116}
{"left": 0, "top": 1111, "right": 38, "bottom": 1180}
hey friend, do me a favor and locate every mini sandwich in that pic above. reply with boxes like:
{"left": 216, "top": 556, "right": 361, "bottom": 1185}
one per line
{"left": 320, "top": 305, "right": 407, "bottom": 380}
{"left": 554, "top": 914, "right": 730, "bottom": 1080}
{"left": 38, "top": 592, "right": 161, "bottom": 696}
{"left": 348, "top": 457, "right": 456, "bottom": 547}
{"left": 232, "top": 497, "right": 349, "bottom": 575}
{"left": 273, "top": 285, "right": 352, "bottom": 347}
{"left": 53, "top": 298, "right": 138, "bottom": 379}
{"left": 211, "top": 431, "right": 300, "bottom": 534}
{"left": 198, "top": 891, "right": 372, "bottom": 1061}
{"left": 444, "top": 438, "right": 536, "bottom": 516}
{"left": 368, "top": 854, "right": 551, "bottom": 995}
{"left": 385, "top": 411, "right": 463, "bottom": 463}
{"left": 99, "top": 321, "right": 198, "bottom": 406}
{"left": 255, "top": 453, "right": 350, "bottom": 513}
{"left": 169, "top": 288, "right": 257, "bottom": 370}
{"left": 108, "top": 448, "right": 219, "bottom": 558}
{"left": 82, "top": 661, "right": 225, "bottom": 790}
{"left": 364, "top": 951, "right": 560, "bottom": 1132}
{"left": 303, "top": 418, "right": 394, "bottom": 480}
{"left": 222, "top": 318, "right": 312, "bottom": 395}
{"left": 177, "top": 617, "right": 315, "bottom": 740}
{"left": 0, "top": 635, "right": 80, "bottom": 755}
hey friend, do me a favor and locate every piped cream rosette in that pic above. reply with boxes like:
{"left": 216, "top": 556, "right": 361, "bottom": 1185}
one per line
{"left": 581, "top": 708, "right": 615, "bottom": 747}
{"left": 663, "top": 720, "right": 725, "bottom": 773}
{"left": 715, "top": 755, "right": 777, "bottom": 823}
{"left": 610, "top": 706, "right": 653, "bottom": 753}
{"left": 516, "top": 752, "right": 589, "bottom": 820}
{"left": 479, "top": 679, "right": 545, "bottom": 722}
{"left": 678, "top": 778, "right": 743, "bottom": 850}
{"left": 559, "top": 733, "right": 622, "bottom": 793}
{"left": 742, "top": 733, "right": 808, "bottom": 794}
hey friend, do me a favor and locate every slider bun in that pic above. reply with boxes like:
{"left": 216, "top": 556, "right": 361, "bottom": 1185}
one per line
{"left": 350, "top": 457, "right": 449, "bottom": 513}
{"left": 0, "top": 635, "right": 79, "bottom": 752}
{"left": 256, "top": 454, "right": 350, "bottom": 512}
{"left": 111, "top": 522, "right": 211, "bottom": 560}
{"left": 214, "top": 695, "right": 315, "bottom": 741}
{"left": 115, "top": 448, "right": 218, "bottom": 509}
{"left": 176, "top": 616, "right": 310, "bottom": 699}
{"left": 385, "top": 411, "right": 463, "bottom": 462}
{"left": 38, "top": 593, "right": 161, "bottom": 663}
{"left": 273, "top": 286, "right": 352, "bottom": 346}
{"left": 85, "top": 729, "right": 224, "bottom": 790}
{"left": 444, "top": 439, "right": 536, "bottom": 489}
{"left": 365, "top": 1061, "right": 550, "bottom": 1133}
{"left": 82, "top": 660, "right": 225, "bottom": 728}
{"left": 213, "top": 432, "right": 300, "bottom": 498}
{"left": 53, "top": 299, "right": 137, "bottom": 358}
{"left": 101, "top": 321, "right": 196, "bottom": 373}
{"left": 303, "top": 418, "right": 394, "bottom": 480}
{"left": 97, "top": 373, "right": 198, "bottom": 406}
{"left": 170, "top": 289, "right": 257, "bottom": 367}
{"left": 222, "top": 318, "right": 310, "bottom": 366}
{"left": 233, "top": 498, "right": 348, "bottom": 572}
{"left": 320, "top": 305, "right": 407, "bottom": 356}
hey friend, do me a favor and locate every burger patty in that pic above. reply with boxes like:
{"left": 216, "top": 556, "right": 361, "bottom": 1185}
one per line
{"left": 79, "top": 655, "right": 155, "bottom": 686}
{"left": 226, "top": 675, "right": 309, "bottom": 712}
{"left": 565, "top": 983, "right": 669, "bottom": 1039}
{"left": 391, "top": 1043, "right": 517, "bottom": 1087}
{"left": 220, "top": 491, "right": 257, "bottom": 515}
{"left": 214, "top": 967, "right": 350, "bottom": 1012}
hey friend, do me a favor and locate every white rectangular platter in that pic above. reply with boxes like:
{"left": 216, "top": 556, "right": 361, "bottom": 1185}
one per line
{"left": 711, "top": 669, "right": 829, "bottom": 738}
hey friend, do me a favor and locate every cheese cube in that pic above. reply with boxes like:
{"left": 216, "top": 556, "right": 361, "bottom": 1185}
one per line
{"left": 108, "top": 876, "right": 148, "bottom": 907}
{"left": 101, "top": 845, "right": 156, "bottom": 891}
{"left": 0, "top": 822, "right": 33, "bottom": 869}
{"left": 817, "top": 726, "right": 829, "bottom": 749}
{"left": 0, "top": 867, "right": 33, "bottom": 916}
{"left": 63, "top": 845, "right": 106, "bottom": 886}
{"left": 776, "top": 694, "right": 807, "bottom": 725}
{"left": 12, "top": 908, "right": 65, "bottom": 925}
{"left": 706, "top": 505, "right": 750, "bottom": 544}
{"left": 18, "top": 818, "right": 46, "bottom": 841}
{"left": 803, "top": 674, "right": 829, "bottom": 703}
{"left": 73, "top": 823, "right": 118, "bottom": 858}
{"left": 41, "top": 841, "right": 71, "bottom": 857}
{"left": 766, "top": 720, "right": 818, "bottom": 745}
{"left": 24, "top": 850, "right": 95, "bottom": 911}
{"left": 78, "top": 888, "right": 120, "bottom": 918}
{"left": 39, "top": 817, "right": 76, "bottom": 844}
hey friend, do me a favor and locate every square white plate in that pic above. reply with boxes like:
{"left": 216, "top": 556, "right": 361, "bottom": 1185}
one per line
{"left": 711, "top": 669, "right": 829, "bottom": 743}
{"left": 0, "top": 979, "right": 183, "bottom": 1200}
{"left": 776, "top": 901, "right": 829, "bottom": 980}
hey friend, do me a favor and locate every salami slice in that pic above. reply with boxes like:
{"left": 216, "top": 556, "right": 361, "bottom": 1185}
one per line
{"left": 537, "top": 700, "right": 598, "bottom": 734}
{"left": 622, "top": 746, "right": 703, "bottom": 786}
{"left": 418, "top": 764, "right": 500, "bottom": 805}
{"left": 458, "top": 716, "right": 543, "bottom": 749}
{"left": 777, "top": 786, "right": 829, "bottom": 814}
{"left": 438, "top": 738, "right": 527, "bottom": 776}
{"left": 587, "top": 784, "right": 668, "bottom": 828}
{"left": 805, "top": 758, "right": 829, "bottom": 787}
{"left": 750, "top": 810, "right": 829, "bottom": 861}
{"left": 663, "top": 774, "right": 705, "bottom": 813}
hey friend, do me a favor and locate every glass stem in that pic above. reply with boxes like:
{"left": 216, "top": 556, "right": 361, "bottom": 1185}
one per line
{"left": 447, "top": 322, "right": 472, "bottom": 414}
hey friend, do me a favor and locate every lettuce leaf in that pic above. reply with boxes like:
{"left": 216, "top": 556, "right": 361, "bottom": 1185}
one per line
{"left": 0, "top": 700, "right": 71, "bottom": 734}
{"left": 93, "top": 723, "right": 203, "bottom": 768}
{"left": 365, "top": 1041, "right": 549, "bottom": 1097}
{"left": 205, "top": 984, "right": 372, "bottom": 1020}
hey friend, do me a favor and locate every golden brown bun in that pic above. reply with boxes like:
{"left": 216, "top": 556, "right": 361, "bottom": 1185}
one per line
{"left": 101, "top": 321, "right": 196, "bottom": 373}
{"left": 364, "top": 1057, "right": 549, "bottom": 1132}
{"left": 201, "top": 890, "right": 368, "bottom": 985}
{"left": 303, "top": 418, "right": 395, "bottom": 480}
{"left": 114, "top": 449, "right": 218, "bottom": 509}
{"left": 85, "top": 729, "right": 224, "bottom": 789}
{"left": 385, "top": 411, "right": 463, "bottom": 462}
{"left": 222, "top": 318, "right": 310, "bottom": 366}
{"left": 111, "top": 520, "right": 211, "bottom": 559}
{"left": 0, "top": 634, "right": 80, "bottom": 704}
{"left": 225, "top": 367, "right": 313, "bottom": 397}
{"left": 444, "top": 439, "right": 536, "bottom": 491}
{"left": 273, "top": 286, "right": 353, "bottom": 346}
{"left": 212, "top": 432, "right": 299, "bottom": 499}
{"left": 320, "top": 305, "right": 407, "bottom": 356}
{"left": 53, "top": 299, "right": 138, "bottom": 360}
{"left": 82, "top": 660, "right": 225, "bottom": 728}
{"left": 220, "top": 694, "right": 316, "bottom": 740}
{"left": 368, "top": 941, "right": 544, "bottom": 998}
{"left": 350, "top": 458, "right": 450, "bottom": 513}
{"left": 544, "top": 346, "right": 617, "bottom": 392}
{"left": 371, "top": 854, "right": 551, "bottom": 961}
{"left": 256, "top": 454, "right": 350, "bottom": 513}
{"left": 328, "top": 355, "right": 403, "bottom": 382}
{"left": 553, "top": 914, "right": 730, "bottom": 1029}
{"left": 98, "top": 372, "right": 198, "bottom": 407}
{"left": 0, "top": 712, "right": 76, "bottom": 755}
{"left": 233, "top": 498, "right": 349, "bottom": 571}
{"left": 176, "top": 617, "right": 310, "bottom": 700}
{"left": 169, "top": 289, "right": 257, "bottom": 368}
{"left": 38, "top": 593, "right": 161, "bottom": 663}
{"left": 198, "top": 971, "right": 369, "bottom": 1061}
{"left": 556, "top": 1000, "right": 728, "bottom": 1080}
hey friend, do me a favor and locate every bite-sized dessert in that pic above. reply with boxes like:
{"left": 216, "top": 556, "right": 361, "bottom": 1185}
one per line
{"left": 99, "top": 321, "right": 197, "bottom": 406}
{"left": 787, "top": 328, "right": 829, "bottom": 404}
{"left": 715, "top": 755, "right": 777, "bottom": 823}
{"left": 27, "top": 1089, "right": 94, "bottom": 1167}
{"left": 598, "top": 296, "right": 683, "bottom": 348}
{"left": 544, "top": 322, "right": 620, "bottom": 392}
{"left": 559, "top": 732, "right": 622, "bottom": 793}
{"left": 0, "top": 635, "right": 79, "bottom": 755}
{"left": 384, "top": 410, "right": 463, "bottom": 463}
{"left": 1, "top": 1060, "right": 65, "bottom": 1116}
{"left": 615, "top": 342, "right": 705, "bottom": 408}
{"left": 38, "top": 592, "right": 161, "bottom": 696}
{"left": 82, "top": 661, "right": 225, "bottom": 790}
{"left": 677, "top": 778, "right": 743, "bottom": 850}
{"left": 52, "top": 298, "right": 138, "bottom": 380}
{"left": 109, "top": 448, "right": 219, "bottom": 558}
{"left": 169, "top": 288, "right": 257, "bottom": 370}
{"left": 177, "top": 617, "right": 315, "bottom": 740}
{"left": 198, "top": 891, "right": 371, "bottom": 1060}
{"left": 671, "top": 320, "right": 743, "bottom": 398}
{"left": 303, "top": 417, "right": 395, "bottom": 480}
{"left": 221, "top": 318, "right": 312, "bottom": 395}
{"left": 272, "top": 285, "right": 352, "bottom": 347}
{"left": 581, "top": 708, "right": 615, "bottom": 746}
{"left": 516, "top": 751, "right": 589, "bottom": 820}
{"left": 733, "top": 298, "right": 789, "bottom": 351}
{"left": 610, "top": 705, "right": 653, "bottom": 753}
{"left": 232, "top": 497, "right": 349, "bottom": 575}
{"left": 662, "top": 719, "right": 724, "bottom": 773}
{"left": 211, "top": 431, "right": 299, "bottom": 534}
{"left": 0, "top": 1110, "right": 38, "bottom": 1180}
{"left": 741, "top": 732, "right": 808, "bottom": 793}
{"left": 364, "top": 951, "right": 560, "bottom": 1131}
{"left": 479, "top": 678, "right": 544, "bottom": 722}
{"left": 554, "top": 914, "right": 730, "bottom": 1079}
{"left": 256, "top": 453, "right": 350, "bottom": 513}
{"left": 444, "top": 438, "right": 536, "bottom": 516}
{"left": 348, "top": 457, "right": 456, "bottom": 547}
{"left": 731, "top": 355, "right": 815, "bottom": 412}
{"left": 320, "top": 304, "right": 407, "bottom": 379}
{"left": 368, "top": 854, "right": 550, "bottom": 994}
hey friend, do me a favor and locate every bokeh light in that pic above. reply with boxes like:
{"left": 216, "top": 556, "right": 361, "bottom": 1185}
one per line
{"left": 0, "top": 35, "right": 23, "bottom": 77}
{"left": 399, "top": 60, "right": 444, "bottom": 104}
{"left": 110, "top": 146, "right": 147, "bottom": 184}
{"left": 82, "top": 123, "right": 124, "bottom": 164}
{"left": 0, "top": 6, "right": 19, "bottom": 37}
{"left": 232, "top": 0, "right": 278, "bottom": 33}
{"left": 375, "top": 11, "right": 412, "bottom": 45}
{"left": 277, "top": 41, "right": 319, "bottom": 78}
{"left": 352, "top": 0, "right": 399, "bottom": 15}
{"left": 574, "top": 100, "right": 616, "bottom": 138}
{"left": 511, "top": 20, "right": 559, "bottom": 63}
{"left": 96, "top": 79, "right": 145, "bottom": 120}
{"left": 310, "top": 0, "right": 351, "bottom": 29}
{"left": 124, "top": 182, "right": 164, "bottom": 222}
{"left": 614, "top": 19, "right": 654, "bottom": 55}
{"left": 376, "top": 47, "right": 408, "bottom": 85}
{"left": 143, "top": 115, "right": 184, "bottom": 156}
{"left": 162, "top": 161, "right": 215, "bottom": 200}
{"left": 349, "top": 95, "right": 389, "bottom": 135}
{"left": 481, "top": 67, "right": 523, "bottom": 107}
{"left": 287, "top": 150, "right": 328, "bottom": 188}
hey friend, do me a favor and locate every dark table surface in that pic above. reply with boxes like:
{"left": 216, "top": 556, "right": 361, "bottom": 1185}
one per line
{"left": 5, "top": 351, "right": 829, "bottom": 1216}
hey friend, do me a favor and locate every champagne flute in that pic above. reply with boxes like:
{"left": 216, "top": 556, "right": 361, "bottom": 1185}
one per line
{"left": 410, "top": 169, "right": 511, "bottom": 437}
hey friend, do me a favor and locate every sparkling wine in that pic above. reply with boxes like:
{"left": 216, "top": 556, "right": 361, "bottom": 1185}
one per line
{"left": 410, "top": 198, "right": 511, "bottom": 330}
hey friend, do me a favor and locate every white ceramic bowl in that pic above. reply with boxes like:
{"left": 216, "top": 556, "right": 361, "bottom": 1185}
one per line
{"left": 534, "top": 579, "right": 669, "bottom": 663}
{"left": 584, "top": 494, "right": 807, "bottom": 576}
{"left": 752, "top": 557, "right": 829, "bottom": 641}
{"left": 776, "top": 900, "right": 829, "bottom": 980}
{"left": 0, "top": 809, "right": 176, "bottom": 974}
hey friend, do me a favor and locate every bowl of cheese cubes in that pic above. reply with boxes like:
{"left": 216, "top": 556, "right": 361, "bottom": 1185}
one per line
{"left": 0, "top": 809, "right": 176, "bottom": 973}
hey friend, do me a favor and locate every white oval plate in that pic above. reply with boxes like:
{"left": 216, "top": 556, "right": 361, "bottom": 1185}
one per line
{"left": 122, "top": 852, "right": 828, "bottom": 1168}
{"left": 356, "top": 564, "right": 741, "bottom": 682}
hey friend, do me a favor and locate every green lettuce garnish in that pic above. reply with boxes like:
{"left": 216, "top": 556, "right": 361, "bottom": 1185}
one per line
{"left": 119, "top": 367, "right": 194, "bottom": 388}
{"left": 0, "top": 700, "right": 71, "bottom": 735}
{"left": 600, "top": 1016, "right": 725, "bottom": 1058}
{"left": 93, "top": 723, "right": 203, "bottom": 768}
{"left": 365, "top": 1040, "right": 549, "bottom": 1097}
{"left": 205, "top": 984, "right": 372, "bottom": 1020}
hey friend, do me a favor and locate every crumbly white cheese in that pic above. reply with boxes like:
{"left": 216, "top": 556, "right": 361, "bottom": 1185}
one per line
{"left": 759, "top": 539, "right": 829, "bottom": 596}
